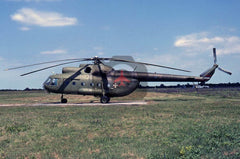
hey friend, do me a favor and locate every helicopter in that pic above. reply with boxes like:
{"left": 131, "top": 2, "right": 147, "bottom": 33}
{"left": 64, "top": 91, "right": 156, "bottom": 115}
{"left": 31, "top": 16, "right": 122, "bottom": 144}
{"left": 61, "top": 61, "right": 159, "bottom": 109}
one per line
{"left": 6, "top": 48, "right": 231, "bottom": 103}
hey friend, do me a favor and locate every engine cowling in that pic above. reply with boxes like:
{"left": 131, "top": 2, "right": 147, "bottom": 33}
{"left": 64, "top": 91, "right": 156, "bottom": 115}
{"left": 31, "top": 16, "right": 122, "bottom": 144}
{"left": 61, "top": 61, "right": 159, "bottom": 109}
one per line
{"left": 62, "top": 67, "right": 80, "bottom": 74}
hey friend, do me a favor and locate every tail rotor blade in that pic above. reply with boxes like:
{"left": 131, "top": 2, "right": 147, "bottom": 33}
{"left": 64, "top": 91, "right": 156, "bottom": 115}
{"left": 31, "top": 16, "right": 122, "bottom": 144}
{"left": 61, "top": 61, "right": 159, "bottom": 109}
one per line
{"left": 211, "top": 48, "right": 232, "bottom": 75}
{"left": 218, "top": 67, "right": 232, "bottom": 75}
{"left": 213, "top": 48, "right": 217, "bottom": 64}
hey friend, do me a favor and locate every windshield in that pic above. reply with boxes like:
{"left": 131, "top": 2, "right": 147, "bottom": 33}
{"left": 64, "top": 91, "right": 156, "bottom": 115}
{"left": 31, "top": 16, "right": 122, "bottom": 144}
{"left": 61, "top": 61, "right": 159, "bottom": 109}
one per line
{"left": 44, "top": 77, "right": 58, "bottom": 86}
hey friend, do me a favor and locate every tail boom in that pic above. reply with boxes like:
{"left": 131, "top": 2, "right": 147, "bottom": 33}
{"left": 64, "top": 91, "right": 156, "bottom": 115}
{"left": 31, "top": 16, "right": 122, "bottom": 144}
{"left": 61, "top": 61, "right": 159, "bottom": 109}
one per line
{"left": 122, "top": 71, "right": 211, "bottom": 83}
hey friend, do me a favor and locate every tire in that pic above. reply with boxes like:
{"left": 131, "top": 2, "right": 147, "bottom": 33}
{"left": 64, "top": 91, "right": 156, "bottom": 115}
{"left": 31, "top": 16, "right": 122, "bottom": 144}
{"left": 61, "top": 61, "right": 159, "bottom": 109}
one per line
{"left": 100, "top": 96, "right": 110, "bottom": 103}
{"left": 61, "top": 98, "right": 68, "bottom": 103}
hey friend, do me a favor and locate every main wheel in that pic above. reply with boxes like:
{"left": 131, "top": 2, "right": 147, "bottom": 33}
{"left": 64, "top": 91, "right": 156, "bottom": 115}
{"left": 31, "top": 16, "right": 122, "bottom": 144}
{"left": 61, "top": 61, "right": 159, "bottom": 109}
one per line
{"left": 100, "top": 96, "right": 110, "bottom": 103}
{"left": 61, "top": 98, "right": 68, "bottom": 103}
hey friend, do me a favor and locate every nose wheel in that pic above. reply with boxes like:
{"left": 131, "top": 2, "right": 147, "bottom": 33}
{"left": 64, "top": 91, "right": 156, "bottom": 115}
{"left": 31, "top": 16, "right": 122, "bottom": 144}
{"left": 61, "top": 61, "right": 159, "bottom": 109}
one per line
{"left": 61, "top": 94, "right": 68, "bottom": 103}
{"left": 100, "top": 96, "right": 110, "bottom": 103}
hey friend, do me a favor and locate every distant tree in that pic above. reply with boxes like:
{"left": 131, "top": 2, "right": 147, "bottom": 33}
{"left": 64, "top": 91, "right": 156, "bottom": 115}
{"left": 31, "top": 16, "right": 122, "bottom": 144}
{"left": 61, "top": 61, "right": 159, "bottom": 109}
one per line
{"left": 24, "top": 87, "right": 30, "bottom": 91}
{"left": 160, "top": 84, "right": 165, "bottom": 88}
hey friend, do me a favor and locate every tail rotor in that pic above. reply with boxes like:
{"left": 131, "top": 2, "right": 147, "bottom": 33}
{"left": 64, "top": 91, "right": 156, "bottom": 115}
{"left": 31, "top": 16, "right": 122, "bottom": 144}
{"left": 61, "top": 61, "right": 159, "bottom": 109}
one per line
{"left": 213, "top": 48, "right": 232, "bottom": 75}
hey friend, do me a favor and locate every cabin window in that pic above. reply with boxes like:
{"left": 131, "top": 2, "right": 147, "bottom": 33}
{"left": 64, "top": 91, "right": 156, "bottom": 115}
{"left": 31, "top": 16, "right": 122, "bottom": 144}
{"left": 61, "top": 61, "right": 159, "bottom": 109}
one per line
{"left": 84, "top": 67, "right": 91, "bottom": 73}
{"left": 81, "top": 82, "right": 86, "bottom": 86}
{"left": 97, "top": 83, "right": 101, "bottom": 87}
{"left": 90, "top": 83, "right": 94, "bottom": 87}
{"left": 72, "top": 82, "right": 76, "bottom": 85}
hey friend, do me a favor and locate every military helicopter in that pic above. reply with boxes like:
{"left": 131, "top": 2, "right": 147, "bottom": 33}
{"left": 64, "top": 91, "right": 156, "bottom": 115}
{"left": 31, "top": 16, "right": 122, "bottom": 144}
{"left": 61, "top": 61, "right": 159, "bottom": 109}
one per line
{"left": 6, "top": 48, "right": 231, "bottom": 103}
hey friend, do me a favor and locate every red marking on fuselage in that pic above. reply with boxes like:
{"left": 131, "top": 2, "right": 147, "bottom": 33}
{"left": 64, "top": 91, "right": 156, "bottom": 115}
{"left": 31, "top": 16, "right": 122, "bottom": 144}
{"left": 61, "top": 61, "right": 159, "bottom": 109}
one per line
{"left": 114, "top": 70, "right": 130, "bottom": 86}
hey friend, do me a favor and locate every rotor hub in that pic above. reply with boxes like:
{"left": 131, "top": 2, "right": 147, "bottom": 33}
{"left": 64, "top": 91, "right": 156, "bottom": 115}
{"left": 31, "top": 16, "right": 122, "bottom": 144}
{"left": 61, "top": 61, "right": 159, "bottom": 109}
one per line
{"left": 93, "top": 56, "right": 101, "bottom": 65}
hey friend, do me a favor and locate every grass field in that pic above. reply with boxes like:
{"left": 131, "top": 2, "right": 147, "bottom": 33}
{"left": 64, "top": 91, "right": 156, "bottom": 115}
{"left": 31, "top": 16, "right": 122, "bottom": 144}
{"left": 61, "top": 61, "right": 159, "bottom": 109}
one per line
{"left": 0, "top": 88, "right": 239, "bottom": 158}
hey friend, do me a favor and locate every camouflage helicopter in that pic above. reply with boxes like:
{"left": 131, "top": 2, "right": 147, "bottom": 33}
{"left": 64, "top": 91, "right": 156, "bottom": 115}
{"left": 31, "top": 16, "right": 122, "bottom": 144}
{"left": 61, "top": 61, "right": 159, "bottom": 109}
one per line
{"left": 6, "top": 48, "right": 231, "bottom": 103}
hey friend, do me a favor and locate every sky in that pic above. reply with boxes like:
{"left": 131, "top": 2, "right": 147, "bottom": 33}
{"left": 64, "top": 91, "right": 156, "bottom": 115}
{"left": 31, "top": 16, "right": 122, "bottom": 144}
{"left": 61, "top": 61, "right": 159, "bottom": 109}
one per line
{"left": 0, "top": 0, "right": 240, "bottom": 89}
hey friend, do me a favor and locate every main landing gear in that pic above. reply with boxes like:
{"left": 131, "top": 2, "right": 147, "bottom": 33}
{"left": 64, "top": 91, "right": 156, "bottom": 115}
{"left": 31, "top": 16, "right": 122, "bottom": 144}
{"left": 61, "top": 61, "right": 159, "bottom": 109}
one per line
{"left": 100, "top": 95, "right": 110, "bottom": 104}
{"left": 61, "top": 94, "right": 68, "bottom": 103}
{"left": 60, "top": 94, "right": 110, "bottom": 104}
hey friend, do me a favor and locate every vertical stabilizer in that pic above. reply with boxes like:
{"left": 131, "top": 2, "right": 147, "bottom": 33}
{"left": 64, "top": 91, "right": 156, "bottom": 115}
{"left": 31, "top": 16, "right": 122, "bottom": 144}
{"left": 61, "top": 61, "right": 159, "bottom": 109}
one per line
{"left": 200, "top": 64, "right": 218, "bottom": 78}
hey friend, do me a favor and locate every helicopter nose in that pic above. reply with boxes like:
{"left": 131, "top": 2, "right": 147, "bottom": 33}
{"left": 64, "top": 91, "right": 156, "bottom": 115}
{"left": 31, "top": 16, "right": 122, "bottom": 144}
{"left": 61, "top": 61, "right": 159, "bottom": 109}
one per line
{"left": 43, "top": 82, "right": 50, "bottom": 93}
{"left": 43, "top": 77, "right": 51, "bottom": 92}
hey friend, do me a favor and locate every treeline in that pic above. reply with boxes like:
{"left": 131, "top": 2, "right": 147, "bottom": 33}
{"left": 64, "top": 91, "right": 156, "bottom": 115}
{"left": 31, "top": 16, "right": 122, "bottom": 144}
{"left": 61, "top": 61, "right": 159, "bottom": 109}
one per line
{"left": 139, "top": 82, "right": 240, "bottom": 88}
{"left": 0, "top": 88, "right": 43, "bottom": 91}
{"left": 0, "top": 82, "right": 240, "bottom": 91}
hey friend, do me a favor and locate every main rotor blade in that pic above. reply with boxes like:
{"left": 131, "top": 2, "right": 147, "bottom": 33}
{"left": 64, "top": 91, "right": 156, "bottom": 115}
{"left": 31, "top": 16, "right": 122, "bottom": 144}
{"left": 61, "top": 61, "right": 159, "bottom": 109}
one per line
{"left": 5, "top": 58, "right": 84, "bottom": 71}
{"left": 108, "top": 58, "right": 191, "bottom": 72}
{"left": 218, "top": 67, "right": 232, "bottom": 75}
{"left": 7, "top": 56, "right": 191, "bottom": 75}
{"left": 20, "top": 60, "right": 82, "bottom": 76}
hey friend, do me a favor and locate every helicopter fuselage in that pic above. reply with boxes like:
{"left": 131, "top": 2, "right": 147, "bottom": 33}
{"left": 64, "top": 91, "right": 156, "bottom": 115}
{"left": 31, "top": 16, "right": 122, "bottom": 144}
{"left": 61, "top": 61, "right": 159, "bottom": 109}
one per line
{"left": 43, "top": 64, "right": 140, "bottom": 98}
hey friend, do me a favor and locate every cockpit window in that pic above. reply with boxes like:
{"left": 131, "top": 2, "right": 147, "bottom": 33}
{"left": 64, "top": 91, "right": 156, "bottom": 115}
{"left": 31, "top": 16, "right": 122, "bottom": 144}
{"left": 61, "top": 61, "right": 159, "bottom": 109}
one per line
{"left": 51, "top": 78, "right": 58, "bottom": 86}
{"left": 45, "top": 78, "right": 51, "bottom": 85}
{"left": 44, "top": 78, "right": 58, "bottom": 86}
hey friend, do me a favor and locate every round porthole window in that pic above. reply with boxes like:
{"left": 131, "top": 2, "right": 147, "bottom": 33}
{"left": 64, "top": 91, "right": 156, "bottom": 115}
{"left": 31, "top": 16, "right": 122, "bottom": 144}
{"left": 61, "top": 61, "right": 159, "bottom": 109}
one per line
{"left": 85, "top": 67, "right": 91, "bottom": 73}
